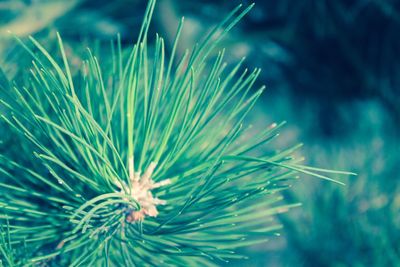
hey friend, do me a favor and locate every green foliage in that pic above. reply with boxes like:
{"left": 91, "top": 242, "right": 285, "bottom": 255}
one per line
{"left": 0, "top": 0, "right": 350, "bottom": 265}
{"left": 278, "top": 107, "right": 400, "bottom": 267}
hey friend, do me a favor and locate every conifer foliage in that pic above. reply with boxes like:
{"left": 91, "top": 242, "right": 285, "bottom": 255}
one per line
{"left": 0, "top": 0, "right": 348, "bottom": 265}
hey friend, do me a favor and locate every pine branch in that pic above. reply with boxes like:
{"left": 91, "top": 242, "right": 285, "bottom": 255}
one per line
{"left": 0, "top": 0, "right": 353, "bottom": 265}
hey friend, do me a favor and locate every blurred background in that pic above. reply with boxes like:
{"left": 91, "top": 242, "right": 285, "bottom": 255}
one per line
{"left": 1, "top": 0, "right": 399, "bottom": 266}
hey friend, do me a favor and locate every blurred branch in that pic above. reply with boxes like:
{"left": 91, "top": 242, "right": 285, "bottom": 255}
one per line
{"left": 0, "top": 0, "right": 79, "bottom": 37}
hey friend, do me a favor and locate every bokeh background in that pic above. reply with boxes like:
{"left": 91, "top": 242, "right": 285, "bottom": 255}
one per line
{"left": 1, "top": 0, "right": 399, "bottom": 266}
